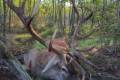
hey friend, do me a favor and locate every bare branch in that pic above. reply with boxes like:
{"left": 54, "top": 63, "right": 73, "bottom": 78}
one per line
{"left": 67, "top": 55, "right": 86, "bottom": 80}
{"left": 80, "top": 12, "right": 93, "bottom": 23}
{"left": 74, "top": 51, "right": 100, "bottom": 70}
{"left": 77, "top": 27, "right": 99, "bottom": 39}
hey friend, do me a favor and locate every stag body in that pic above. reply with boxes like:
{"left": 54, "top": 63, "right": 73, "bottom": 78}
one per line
{"left": 23, "top": 39, "right": 69, "bottom": 80}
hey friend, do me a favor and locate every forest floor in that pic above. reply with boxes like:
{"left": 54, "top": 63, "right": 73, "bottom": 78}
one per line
{"left": 1, "top": 33, "right": 120, "bottom": 80}
{"left": 87, "top": 46, "right": 120, "bottom": 80}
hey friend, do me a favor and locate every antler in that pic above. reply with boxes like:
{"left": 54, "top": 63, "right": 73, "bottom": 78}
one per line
{"left": 70, "top": 0, "right": 93, "bottom": 48}
{"left": 4, "top": 0, "right": 48, "bottom": 48}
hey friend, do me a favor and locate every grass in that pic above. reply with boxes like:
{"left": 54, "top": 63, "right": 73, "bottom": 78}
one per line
{"left": 32, "top": 38, "right": 99, "bottom": 50}
{"left": 13, "top": 33, "right": 47, "bottom": 49}
{"left": 12, "top": 33, "right": 32, "bottom": 46}
{"left": 14, "top": 33, "right": 99, "bottom": 49}
{"left": 15, "top": 33, "right": 31, "bottom": 39}
{"left": 78, "top": 38, "right": 98, "bottom": 49}
{"left": 32, "top": 41, "right": 46, "bottom": 50}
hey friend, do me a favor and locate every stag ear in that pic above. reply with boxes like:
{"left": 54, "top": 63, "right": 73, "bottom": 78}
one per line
{"left": 48, "top": 40, "right": 53, "bottom": 52}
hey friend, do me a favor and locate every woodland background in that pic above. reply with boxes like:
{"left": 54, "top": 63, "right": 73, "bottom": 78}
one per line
{"left": 0, "top": 0, "right": 120, "bottom": 80}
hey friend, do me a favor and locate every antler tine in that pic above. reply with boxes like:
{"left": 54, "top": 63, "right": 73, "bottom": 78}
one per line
{"left": 70, "top": 0, "right": 93, "bottom": 48}
{"left": 26, "top": 17, "right": 48, "bottom": 48}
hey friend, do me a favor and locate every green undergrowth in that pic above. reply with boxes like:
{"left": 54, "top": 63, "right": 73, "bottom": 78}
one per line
{"left": 78, "top": 38, "right": 98, "bottom": 49}
{"left": 14, "top": 34, "right": 99, "bottom": 49}
{"left": 32, "top": 41, "right": 46, "bottom": 50}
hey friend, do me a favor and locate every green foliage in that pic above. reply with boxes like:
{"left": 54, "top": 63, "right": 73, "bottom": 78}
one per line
{"left": 1, "top": 0, "right": 120, "bottom": 49}
{"left": 41, "top": 28, "right": 53, "bottom": 38}
{"left": 93, "top": 0, "right": 102, "bottom": 5}
{"left": 15, "top": 34, "right": 31, "bottom": 39}
{"left": 32, "top": 40, "right": 45, "bottom": 50}
{"left": 78, "top": 38, "right": 98, "bottom": 49}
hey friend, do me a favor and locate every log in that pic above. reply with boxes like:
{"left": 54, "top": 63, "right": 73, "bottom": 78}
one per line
{"left": 0, "top": 40, "right": 33, "bottom": 80}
